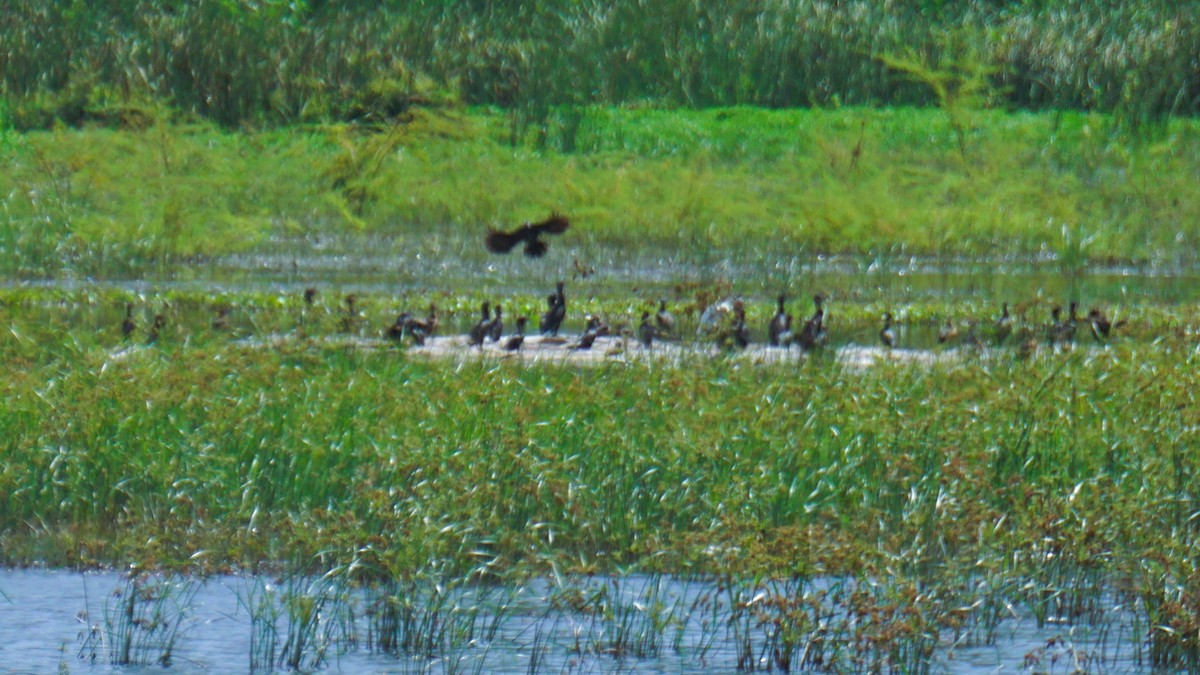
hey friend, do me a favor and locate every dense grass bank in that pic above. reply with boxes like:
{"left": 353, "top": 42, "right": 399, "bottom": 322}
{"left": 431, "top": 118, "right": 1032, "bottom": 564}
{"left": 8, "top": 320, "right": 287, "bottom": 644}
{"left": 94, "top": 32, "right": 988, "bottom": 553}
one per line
{"left": 2, "top": 1, "right": 1197, "bottom": 131}
{"left": 2, "top": 299, "right": 1199, "bottom": 665}
{"left": 2, "top": 107, "right": 1199, "bottom": 278}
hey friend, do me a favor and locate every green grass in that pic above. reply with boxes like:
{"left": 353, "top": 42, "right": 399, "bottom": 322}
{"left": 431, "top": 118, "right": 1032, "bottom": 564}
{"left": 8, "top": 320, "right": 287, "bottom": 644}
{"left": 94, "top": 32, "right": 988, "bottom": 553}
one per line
{"left": 1, "top": 290, "right": 1198, "bottom": 580}
{"left": 2, "top": 106, "right": 1199, "bottom": 279}
{"left": 3, "top": 1, "right": 1197, "bottom": 129}
{"left": 6, "top": 286, "right": 1200, "bottom": 667}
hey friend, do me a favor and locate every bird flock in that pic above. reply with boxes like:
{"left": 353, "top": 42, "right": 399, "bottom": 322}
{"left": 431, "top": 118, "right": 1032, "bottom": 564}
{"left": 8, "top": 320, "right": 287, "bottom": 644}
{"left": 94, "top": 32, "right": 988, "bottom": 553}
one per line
{"left": 114, "top": 280, "right": 1125, "bottom": 360}
{"left": 110, "top": 207, "right": 1124, "bottom": 357}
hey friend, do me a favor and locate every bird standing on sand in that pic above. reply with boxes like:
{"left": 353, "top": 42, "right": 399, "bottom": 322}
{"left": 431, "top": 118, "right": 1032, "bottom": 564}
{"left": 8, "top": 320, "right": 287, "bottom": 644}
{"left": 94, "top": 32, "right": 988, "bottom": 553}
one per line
{"left": 655, "top": 299, "right": 676, "bottom": 337}
{"left": 540, "top": 282, "right": 567, "bottom": 336}
{"left": 409, "top": 304, "right": 438, "bottom": 344}
{"left": 880, "top": 312, "right": 896, "bottom": 349}
{"left": 995, "top": 303, "right": 1012, "bottom": 345}
{"left": 503, "top": 316, "right": 528, "bottom": 352}
{"left": 768, "top": 294, "right": 791, "bottom": 347}
{"left": 485, "top": 213, "right": 570, "bottom": 258}
{"left": 488, "top": 304, "right": 504, "bottom": 343}
{"left": 638, "top": 311, "right": 658, "bottom": 348}
{"left": 147, "top": 314, "right": 165, "bottom": 344}
{"left": 468, "top": 301, "right": 491, "bottom": 348}
{"left": 339, "top": 294, "right": 359, "bottom": 333}
{"left": 795, "top": 294, "right": 826, "bottom": 350}
{"left": 570, "top": 315, "right": 609, "bottom": 350}
{"left": 121, "top": 303, "right": 135, "bottom": 339}
{"left": 386, "top": 312, "right": 414, "bottom": 342}
{"left": 718, "top": 300, "right": 750, "bottom": 350}
{"left": 1088, "top": 307, "right": 1124, "bottom": 343}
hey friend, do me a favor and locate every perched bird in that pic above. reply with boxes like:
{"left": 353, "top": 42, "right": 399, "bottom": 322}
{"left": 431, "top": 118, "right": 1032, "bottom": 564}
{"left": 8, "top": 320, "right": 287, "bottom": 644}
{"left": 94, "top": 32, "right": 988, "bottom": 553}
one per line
{"left": 540, "top": 282, "right": 566, "bottom": 336}
{"left": 298, "top": 287, "right": 317, "bottom": 334}
{"left": 880, "top": 312, "right": 896, "bottom": 349}
{"left": 339, "top": 294, "right": 359, "bottom": 333}
{"left": 938, "top": 318, "right": 959, "bottom": 345}
{"left": 147, "top": 314, "right": 165, "bottom": 344}
{"left": 655, "top": 299, "right": 676, "bottom": 337}
{"left": 569, "top": 331, "right": 600, "bottom": 351}
{"left": 468, "top": 301, "right": 492, "bottom": 348}
{"left": 487, "top": 304, "right": 504, "bottom": 343}
{"left": 698, "top": 298, "right": 735, "bottom": 336}
{"left": 1067, "top": 301, "right": 1081, "bottom": 341}
{"left": 1049, "top": 303, "right": 1077, "bottom": 347}
{"left": 995, "top": 303, "right": 1013, "bottom": 345}
{"left": 503, "top": 316, "right": 528, "bottom": 352}
{"left": 121, "top": 303, "right": 136, "bottom": 339}
{"left": 485, "top": 213, "right": 570, "bottom": 258}
{"left": 408, "top": 304, "right": 439, "bottom": 344}
{"left": 1088, "top": 307, "right": 1125, "bottom": 343}
{"left": 386, "top": 312, "right": 415, "bottom": 342}
{"left": 768, "top": 294, "right": 791, "bottom": 347}
{"left": 570, "top": 315, "right": 609, "bottom": 350}
{"left": 794, "top": 294, "right": 826, "bottom": 351}
{"left": 638, "top": 311, "right": 658, "bottom": 348}
{"left": 583, "top": 314, "right": 610, "bottom": 338}
{"left": 718, "top": 301, "right": 750, "bottom": 350}
{"left": 732, "top": 303, "right": 750, "bottom": 349}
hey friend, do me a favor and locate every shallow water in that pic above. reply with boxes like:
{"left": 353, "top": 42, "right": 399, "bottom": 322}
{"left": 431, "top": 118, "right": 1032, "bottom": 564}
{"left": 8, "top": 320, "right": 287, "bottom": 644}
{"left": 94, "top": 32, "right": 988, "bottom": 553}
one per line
{"left": 0, "top": 569, "right": 1151, "bottom": 673}
{"left": 18, "top": 233, "right": 1200, "bottom": 303}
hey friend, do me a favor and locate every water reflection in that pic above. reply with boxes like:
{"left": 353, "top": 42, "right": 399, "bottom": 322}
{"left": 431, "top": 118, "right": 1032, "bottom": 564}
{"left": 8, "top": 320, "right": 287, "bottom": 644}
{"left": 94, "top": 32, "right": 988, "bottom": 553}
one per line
{"left": 0, "top": 569, "right": 1151, "bottom": 673}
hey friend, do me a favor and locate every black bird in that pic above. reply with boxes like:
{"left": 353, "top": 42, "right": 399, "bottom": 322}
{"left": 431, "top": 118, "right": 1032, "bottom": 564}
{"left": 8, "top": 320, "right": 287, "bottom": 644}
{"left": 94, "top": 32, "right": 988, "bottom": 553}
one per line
{"left": 880, "top": 312, "right": 896, "bottom": 349}
{"left": 386, "top": 312, "right": 414, "bottom": 342}
{"left": 468, "top": 301, "right": 491, "bottom": 348}
{"left": 583, "top": 314, "right": 610, "bottom": 338}
{"left": 503, "top": 316, "right": 528, "bottom": 352}
{"left": 1049, "top": 303, "right": 1077, "bottom": 347}
{"left": 1088, "top": 307, "right": 1125, "bottom": 343}
{"left": 768, "top": 294, "right": 791, "bottom": 347}
{"left": 570, "top": 331, "right": 600, "bottom": 351}
{"left": 794, "top": 294, "right": 826, "bottom": 351}
{"left": 488, "top": 304, "right": 504, "bottom": 343}
{"left": 485, "top": 213, "right": 570, "bottom": 258}
{"left": 303, "top": 287, "right": 317, "bottom": 306}
{"left": 570, "top": 315, "right": 609, "bottom": 350}
{"left": 540, "top": 282, "right": 567, "bottom": 336}
{"left": 655, "top": 299, "right": 676, "bottom": 337}
{"left": 147, "top": 314, "right": 165, "bottom": 344}
{"left": 339, "top": 294, "right": 359, "bottom": 333}
{"left": 995, "top": 303, "right": 1013, "bottom": 345}
{"left": 409, "top": 304, "right": 439, "bottom": 344}
{"left": 121, "top": 303, "right": 135, "bottom": 339}
{"left": 638, "top": 311, "right": 658, "bottom": 348}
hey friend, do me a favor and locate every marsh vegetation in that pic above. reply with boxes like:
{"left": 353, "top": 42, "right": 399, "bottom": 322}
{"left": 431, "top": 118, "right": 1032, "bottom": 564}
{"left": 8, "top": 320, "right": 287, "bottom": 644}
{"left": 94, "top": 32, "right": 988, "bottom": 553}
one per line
{"left": 2, "top": 1, "right": 1199, "bottom": 671}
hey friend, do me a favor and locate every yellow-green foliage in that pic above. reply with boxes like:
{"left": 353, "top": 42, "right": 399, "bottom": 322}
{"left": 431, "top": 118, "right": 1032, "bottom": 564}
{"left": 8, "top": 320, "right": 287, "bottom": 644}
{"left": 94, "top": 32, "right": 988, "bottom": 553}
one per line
{"left": 1, "top": 107, "right": 1198, "bottom": 276}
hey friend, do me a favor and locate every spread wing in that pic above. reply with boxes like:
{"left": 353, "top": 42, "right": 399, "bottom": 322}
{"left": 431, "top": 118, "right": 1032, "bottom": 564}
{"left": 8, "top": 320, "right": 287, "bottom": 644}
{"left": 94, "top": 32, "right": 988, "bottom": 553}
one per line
{"left": 530, "top": 213, "right": 570, "bottom": 236}
{"left": 486, "top": 214, "right": 568, "bottom": 256}
{"left": 485, "top": 228, "right": 525, "bottom": 254}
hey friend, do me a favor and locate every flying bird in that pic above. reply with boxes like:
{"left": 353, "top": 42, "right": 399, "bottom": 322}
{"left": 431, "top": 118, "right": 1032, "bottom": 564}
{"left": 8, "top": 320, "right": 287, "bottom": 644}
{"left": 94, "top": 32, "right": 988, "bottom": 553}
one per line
{"left": 485, "top": 213, "right": 570, "bottom": 258}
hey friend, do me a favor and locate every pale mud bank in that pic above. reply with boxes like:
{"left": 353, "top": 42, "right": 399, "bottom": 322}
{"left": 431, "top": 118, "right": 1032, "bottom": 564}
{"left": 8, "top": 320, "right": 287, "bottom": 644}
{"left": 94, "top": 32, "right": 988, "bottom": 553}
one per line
{"left": 107, "top": 331, "right": 1072, "bottom": 369}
